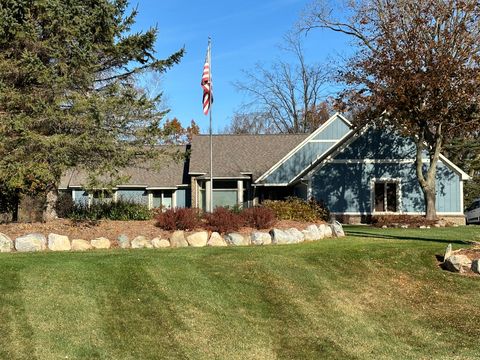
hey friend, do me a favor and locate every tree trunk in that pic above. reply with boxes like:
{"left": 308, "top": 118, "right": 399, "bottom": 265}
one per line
{"left": 43, "top": 186, "right": 58, "bottom": 222}
{"left": 422, "top": 181, "right": 437, "bottom": 221}
{"left": 415, "top": 129, "right": 443, "bottom": 221}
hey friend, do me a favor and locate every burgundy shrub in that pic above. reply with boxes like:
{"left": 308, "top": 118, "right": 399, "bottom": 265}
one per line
{"left": 241, "top": 206, "right": 276, "bottom": 229}
{"left": 204, "top": 207, "right": 245, "bottom": 234}
{"left": 156, "top": 207, "right": 202, "bottom": 231}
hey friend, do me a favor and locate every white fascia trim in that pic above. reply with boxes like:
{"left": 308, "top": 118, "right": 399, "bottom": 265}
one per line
{"left": 287, "top": 128, "right": 355, "bottom": 185}
{"left": 255, "top": 113, "right": 352, "bottom": 183}
{"left": 116, "top": 184, "right": 148, "bottom": 188}
{"left": 197, "top": 176, "right": 250, "bottom": 180}
{"left": 438, "top": 154, "right": 471, "bottom": 180}
{"left": 254, "top": 183, "right": 289, "bottom": 187}
{"left": 460, "top": 180, "right": 464, "bottom": 211}
{"left": 146, "top": 186, "right": 177, "bottom": 190}
{"left": 307, "top": 126, "right": 368, "bottom": 178}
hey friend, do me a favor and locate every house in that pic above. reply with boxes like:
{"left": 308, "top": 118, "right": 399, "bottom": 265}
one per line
{"left": 59, "top": 113, "right": 470, "bottom": 224}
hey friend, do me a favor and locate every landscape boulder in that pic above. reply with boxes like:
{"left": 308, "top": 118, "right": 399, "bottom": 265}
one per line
{"left": 15, "top": 233, "right": 47, "bottom": 252}
{"left": 250, "top": 232, "right": 272, "bottom": 245}
{"left": 225, "top": 233, "right": 249, "bottom": 246}
{"left": 71, "top": 239, "right": 92, "bottom": 251}
{"left": 444, "top": 244, "right": 453, "bottom": 261}
{"left": 444, "top": 255, "right": 472, "bottom": 273}
{"left": 324, "top": 225, "right": 333, "bottom": 238}
{"left": 331, "top": 221, "right": 345, "bottom": 237}
{"left": 151, "top": 238, "right": 170, "bottom": 248}
{"left": 131, "top": 236, "right": 153, "bottom": 249}
{"left": 90, "top": 237, "right": 111, "bottom": 249}
{"left": 48, "top": 233, "right": 71, "bottom": 251}
{"left": 0, "top": 233, "right": 13, "bottom": 253}
{"left": 170, "top": 231, "right": 188, "bottom": 248}
{"left": 186, "top": 231, "right": 208, "bottom": 247}
{"left": 317, "top": 224, "right": 327, "bottom": 239}
{"left": 207, "top": 232, "right": 227, "bottom": 247}
{"left": 472, "top": 260, "right": 480, "bottom": 275}
{"left": 302, "top": 225, "right": 321, "bottom": 241}
{"left": 118, "top": 234, "right": 130, "bottom": 249}
{"left": 270, "top": 229, "right": 298, "bottom": 245}
{"left": 286, "top": 228, "right": 305, "bottom": 243}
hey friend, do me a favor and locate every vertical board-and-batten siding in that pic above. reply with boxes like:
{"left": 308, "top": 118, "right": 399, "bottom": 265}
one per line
{"left": 262, "top": 116, "right": 351, "bottom": 184}
{"left": 310, "top": 128, "right": 462, "bottom": 214}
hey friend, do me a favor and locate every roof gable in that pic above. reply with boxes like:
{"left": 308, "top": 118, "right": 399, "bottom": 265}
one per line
{"left": 311, "top": 126, "right": 471, "bottom": 181}
{"left": 256, "top": 113, "right": 353, "bottom": 184}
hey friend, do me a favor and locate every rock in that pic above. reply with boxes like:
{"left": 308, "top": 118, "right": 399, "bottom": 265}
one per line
{"left": 286, "top": 228, "right": 304, "bottom": 243}
{"left": 472, "top": 260, "right": 480, "bottom": 274}
{"left": 436, "top": 219, "right": 447, "bottom": 228}
{"left": 186, "top": 231, "right": 208, "bottom": 247}
{"left": 382, "top": 225, "right": 388, "bottom": 229}
{"left": 170, "top": 231, "right": 188, "bottom": 248}
{"left": 317, "top": 224, "right": 326, "bottom": 239}
{"left": 71, "top": 239, "right": 92, "bottom": 251}
{"left": 444, "top": 255, "right": 472, "bottom": 273}
{"left": 324, "top": 225, "right": 333, "bottom": 238}
{"left": 0, "top": 233, "right": 13, "bottom": 253}
{"left": 419, "top": 225, "right": 427, "bottom": 229}
{"left": 118, "top": 234, "right": 130, "bottom": 249}
{"left": 400, "top": 224, "right": 409, "bottom": 229}
{"left": 47, "top": 233, "right": 71, "bottom": 251}
{"left": 90, "top": 237, "right": 111, "bottom": 249}
{"left": 151, "top": 238, "right": 170, "bottom": 248}
{"left": 444, "top": 244, "right": 453, "bottom": 261}
{"left": 225, "top": 233, "right": 249, "bottom": 246}
{"left": 207, "top": 232, "right": 227, "bottom": 247}
{"left": 270, "top": 229, "right": 298, "bottom": 245}
{"left": 331, "top": 221, "right": 345, "bottom": 237}
{"left": 131, "top": 236, "right": 153, "bottom": 249}
{"left": 302, "top": 225, "right": 321, "bottom": 241}
{"left": 434, "top": 224, "right": 441, "bottom": 228}
{"left": 15, "top": 233, "right": 47, "bottom": 252}
{"left": 251, "top": 232, "right": 272, "bottom": 245}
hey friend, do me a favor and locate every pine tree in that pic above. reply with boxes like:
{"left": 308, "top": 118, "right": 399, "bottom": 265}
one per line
{"left": 0, "top": 0, "right": 184, "bottom": 220}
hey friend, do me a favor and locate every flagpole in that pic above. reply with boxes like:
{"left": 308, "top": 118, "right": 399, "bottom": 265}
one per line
{"left": 208, "top": 37, "right": 213, "bottom": 213}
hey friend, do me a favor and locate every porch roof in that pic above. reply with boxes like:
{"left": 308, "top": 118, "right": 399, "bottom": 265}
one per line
{"left": 189, "top": 134, "right": 308, "bottom": 181}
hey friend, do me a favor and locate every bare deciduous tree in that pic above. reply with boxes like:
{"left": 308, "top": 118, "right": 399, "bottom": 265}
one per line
{"left": 233, "top": 34, "right": 332, "bottom": 134}
{"left": 302, "top": 0, "right": 480, "bottom": 220}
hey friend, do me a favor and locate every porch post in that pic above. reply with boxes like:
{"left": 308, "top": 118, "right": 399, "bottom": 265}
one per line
{"left": 237, "top": 180, "right": 244, "bottom": 208}
{"left": 205, "top": 180, "right": 212, "bottom": 212}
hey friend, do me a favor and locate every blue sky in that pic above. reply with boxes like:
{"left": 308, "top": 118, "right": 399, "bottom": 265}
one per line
{"left": 130, "top": 0, "right": 351, "bottom": 133}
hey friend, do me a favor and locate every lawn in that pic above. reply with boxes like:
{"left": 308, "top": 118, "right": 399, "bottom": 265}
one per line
{"left": 1, "top": 226, "right": 479, "bottom": 359}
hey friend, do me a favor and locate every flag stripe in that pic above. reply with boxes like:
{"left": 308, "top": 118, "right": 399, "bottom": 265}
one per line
{"left": 201, "top": 43, "right": 213, "bottom": 115}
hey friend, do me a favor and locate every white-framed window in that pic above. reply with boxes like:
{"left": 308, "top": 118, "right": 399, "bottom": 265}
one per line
{"left": 371, "top": 178, "right": 402, "bottom": 213}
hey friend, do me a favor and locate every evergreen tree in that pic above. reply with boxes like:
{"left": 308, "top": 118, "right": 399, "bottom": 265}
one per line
{"left": 0, "top": 0, "right": 184, "bottom": 220}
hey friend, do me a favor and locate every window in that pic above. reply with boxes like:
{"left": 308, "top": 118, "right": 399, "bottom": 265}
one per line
{"left": 373, "top": 180, "right": 400, "bottom": 213}
{"left": 152, "top": 190, "right": 173, "bottom": 210}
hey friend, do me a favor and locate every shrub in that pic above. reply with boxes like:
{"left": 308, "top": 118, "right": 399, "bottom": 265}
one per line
{"left": 67, "top": 200, "right": 153, "bottom": 221}
{"left": 262, "top": 197, "right": 329, "bottom": 222}
{"left": 241, "top": 206, "right": 276, "bottom": 229}
{"left": 55, "top": 192, "right": 75, "bottom": 218}
{"left": 155, "top": 207, "right": 202, "bottom": 231}
{"left": 204, "top": 207, "right": 244, "bottom": 233}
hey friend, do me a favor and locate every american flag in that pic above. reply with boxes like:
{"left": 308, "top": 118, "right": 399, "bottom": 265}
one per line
{"left": 201, "top": 41, "right": 212, "bottom": 115}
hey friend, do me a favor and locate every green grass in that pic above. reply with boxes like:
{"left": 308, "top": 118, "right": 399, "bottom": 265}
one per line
{"left": 1, "top": 226, "right": 479, "bottom": 359}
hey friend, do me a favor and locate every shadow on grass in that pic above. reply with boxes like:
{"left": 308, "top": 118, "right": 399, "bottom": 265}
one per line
{"left": 345, "top": 228, "right": 470, "bottom": 245}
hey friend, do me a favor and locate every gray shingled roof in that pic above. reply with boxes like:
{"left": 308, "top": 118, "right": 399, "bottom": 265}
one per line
{"left": 189, "top": 134, "right": 309, "bottom": 180}
{"left": 59, "top": 146, "right": 189, "bottom": 188}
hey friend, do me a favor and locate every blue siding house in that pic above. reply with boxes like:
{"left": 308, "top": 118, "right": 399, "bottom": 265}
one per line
{"left": 60, "top": 114, "right": 469, "bottom": 224}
